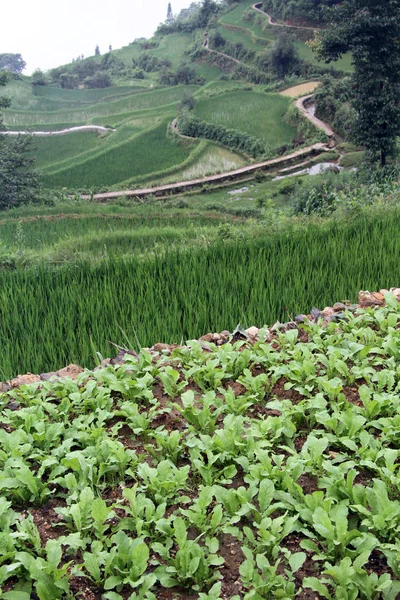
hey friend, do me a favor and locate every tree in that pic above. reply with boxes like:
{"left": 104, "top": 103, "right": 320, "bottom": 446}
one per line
{"left": 197, "top": 0, "right": 219, "bottom": 28}
{"left": 0, "top": 73, "right": 40, "bottom": 210}
{"left": 84, "top": 71, "right": 112, "bottom": 88}
{"left": 166, "top": 2, "right": 174, "bottom": 23}
{"left": 314, "top": 0, "right": 400, "bottom": 167}
{"left": 0, "top": 53, "right": 26, "bottom": 74}
{"left": 268, "top": 34, "right": 300, "bottom": 79}
{"left": 31, "top": 69, "right": 47, "bottom": 86}
{"left": 95, "top": 44, "right": 101, "bottom": 56}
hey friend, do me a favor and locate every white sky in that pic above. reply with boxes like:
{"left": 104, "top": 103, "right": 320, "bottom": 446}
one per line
{"left": 2, "top": 0, "right": 192, "bottom": 74}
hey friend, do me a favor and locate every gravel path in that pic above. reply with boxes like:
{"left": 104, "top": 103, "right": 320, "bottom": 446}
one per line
{"left": 3, "top": 125, "right": 115, "bottom": 136}
{"left": 82, "top": 140, "right": 330, "bottom": 200}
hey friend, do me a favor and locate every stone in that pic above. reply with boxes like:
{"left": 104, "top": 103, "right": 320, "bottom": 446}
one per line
{"left": 380, "top": 289, "right": 390, "bottom": 296}
{"left": 152, "top": 343, "right": 171, "bottom": 353}
{"left": 212, "top": 333, "right": 222, "bottom": 343}
{"left": 358, "top": 291, "right": 385, "bottom": 308}
{"left": 40, "top": 372, "right": 59, "bottom": 382}
{"left": 245, "top": 326, "right": 259, "bottom": 339}
{"left": 220, "top": 330, "right": 231, "bottom": 340}
{"left": 322, "top": 307, "right": 335, "bottom": 318}
{"left": 333, "top": 302, "right": 346, "bottom": 312}
{"left": 10, "top": 373, "right": 41, "bottom": 388}
{"left": 56, "top": 364, "right": 84, "bottom": 380}
{"left": 200, "top": 333, "right": 214, "bottom": 343}
{"left": 295, "top": 314, "right": 307, "bottom": 323}
{"left": 389, "top": 288, "right": 400, "bottom": 300}
{"left": 0, "top": 382, "right": 11, "bottom": 393}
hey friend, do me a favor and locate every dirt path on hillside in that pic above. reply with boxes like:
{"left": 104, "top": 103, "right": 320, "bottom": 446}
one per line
{"left": 203, "top": 34, "right": 243, "bottom": 65}
{"left": 252, "top": 2, "right": 317, "bottom": 30}
{"left": 3, "top": 125, "right": 115, "bottom": 136}
{"left": 295, "top": 94, "right": 334, "bottom": 137}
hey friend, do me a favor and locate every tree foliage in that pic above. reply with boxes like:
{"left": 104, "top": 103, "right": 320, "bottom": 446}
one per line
{"left": 314, "top": 0, "right": 400, "bottom": 166}
{"left": 268, "top": 34, "right": 300, "bottom": 78}
{"left": 0, "top": 73, "right": 40, "bottom": 210}
{"left": 0, "top": 53, "right": 26, "bottom": 74}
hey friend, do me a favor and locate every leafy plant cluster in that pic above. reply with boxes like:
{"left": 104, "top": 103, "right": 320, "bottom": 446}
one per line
{"left": 2, "top": 295, "right": 400, "bottom": 598}
{"left": 177, "top": 109, "right": 269, "bottom": 157}
{"left": 291, "top": 166, "right": 400, "bottom": 215}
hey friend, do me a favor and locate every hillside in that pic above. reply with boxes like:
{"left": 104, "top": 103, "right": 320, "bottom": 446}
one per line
{"left": 2, "top": 0, "right": 352, "bottom": 193}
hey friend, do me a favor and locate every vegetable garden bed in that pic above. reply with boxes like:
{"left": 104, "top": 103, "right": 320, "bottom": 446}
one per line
{"left": 1, "top": 295, "right": 400, "bottom": 599}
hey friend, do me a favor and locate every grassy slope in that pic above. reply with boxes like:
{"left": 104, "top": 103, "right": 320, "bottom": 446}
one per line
{"left": 42, "top": 119, "right": 198, "bottom": 188}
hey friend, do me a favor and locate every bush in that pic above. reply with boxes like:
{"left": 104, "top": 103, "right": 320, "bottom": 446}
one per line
{"left": 84, "top": 71, "right": 112, "bottom": 89}
{"left": 177, "top": 111, "right": 267, "bottom": 157}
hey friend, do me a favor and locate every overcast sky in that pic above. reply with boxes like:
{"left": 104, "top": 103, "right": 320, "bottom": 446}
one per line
{"left": 2, "top": 0, "right": 192, "bottom": 74}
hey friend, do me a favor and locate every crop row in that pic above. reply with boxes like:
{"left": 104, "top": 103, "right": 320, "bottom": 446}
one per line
{"left": 1, "top": 298, "right": 400, "bottom": 598}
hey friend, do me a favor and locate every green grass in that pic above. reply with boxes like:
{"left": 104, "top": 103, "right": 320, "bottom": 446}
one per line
{"left": 193, "top": 90, "right": 296, "bottom": 147}
{"left": 340, "top": 151, "right": 365, "bottom": 168}
{"left": 30, "top": 132, "right": 101, "bottom": 168}
{"left": 294, "top": 40, "right": 353, "bottom": 73}
{"left": 3, "top": 207, "right": 400, "bottom": 377}
{"left": 4, "top": 85, "right": 200, "bottom": 126}
{"left": 219, "top": 24, "right": 267, "bottom": 49}
{"left": 42, "top": 119, "right": 198, "bottom": 188}
{"left": 160, "top": 142, "right": 247, "bottom": 183}
{"left": 145, "top": 33, "right": 194, "bottom": 69}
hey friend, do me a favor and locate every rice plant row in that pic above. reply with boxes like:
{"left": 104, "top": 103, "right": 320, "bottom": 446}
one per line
{"left": 2, "top": 210, "right": 400, "bottom": 379}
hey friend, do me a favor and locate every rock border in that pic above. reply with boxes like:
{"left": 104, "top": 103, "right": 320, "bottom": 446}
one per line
{"left": 1, "top": 288, "right": 398, "bottom": 391}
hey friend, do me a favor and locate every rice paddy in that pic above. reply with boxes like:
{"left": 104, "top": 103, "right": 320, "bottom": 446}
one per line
{"left": 193, "top": 91, "right": 296, "bottom": 147}
{"left": 1, "top": 203, "right": 400, "bottom": 379}
{"left": 280, "top": 81, "right": 321, "bottom": 97}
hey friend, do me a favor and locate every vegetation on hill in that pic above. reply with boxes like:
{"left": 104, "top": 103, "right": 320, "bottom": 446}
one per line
{"left": 0, "top": 73, "right": 40, "bottom": 210}
{"left": 262, "top": 0, "right": 340, "bottom": 24}
{"left": 313, "top": 0, "right": 400, "bottom": 167}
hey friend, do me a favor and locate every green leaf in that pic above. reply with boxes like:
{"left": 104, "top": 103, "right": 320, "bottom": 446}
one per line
{"left": 104, "top": 575, "right": 123, "bottom": 590}
{"left": 303, "top": 577, "right": 332, "bottom": 599}
{"left": 258, "top": 479, "right": 274, "bottom": 513}
{"left": 288, "top": 552, "right": 306, "bottom": 573}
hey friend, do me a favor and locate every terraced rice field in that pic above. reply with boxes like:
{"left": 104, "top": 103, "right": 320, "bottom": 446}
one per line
{"left": 193, "top": 91, "right": 296, "bottom": 147}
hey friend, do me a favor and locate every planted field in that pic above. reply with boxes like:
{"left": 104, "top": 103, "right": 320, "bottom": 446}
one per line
{"left": 160, "top": 143, "right": 247, "bottom": 183}
{"left": 4, "top": 86, "right": 200, "bottom": 126}
{"left": 42, "top": 120, "right": 198, "bottom": 188}
{"left": 30, "top": 131, "right": 101, "bottom": 168}
{"left": 3, "top": 208, "right": 400, "bottom": 378}
{"left": 2, "top": 298, "right": 400, "bottom": 598}
{"left": 193, "top": 91, "right": 296, "bottom": 147}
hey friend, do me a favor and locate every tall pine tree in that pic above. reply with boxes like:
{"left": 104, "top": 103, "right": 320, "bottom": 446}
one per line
{"left": 166, "top": 2, "right": 174, "bottom": 23}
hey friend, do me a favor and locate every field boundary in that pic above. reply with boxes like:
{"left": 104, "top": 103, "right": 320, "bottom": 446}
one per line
{"left": 3, "top": 125, "right": 115, "bottom": 136}
{"left": 80, "top": 93, "right": 335, "bottom": 199}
